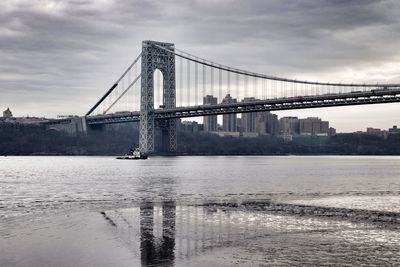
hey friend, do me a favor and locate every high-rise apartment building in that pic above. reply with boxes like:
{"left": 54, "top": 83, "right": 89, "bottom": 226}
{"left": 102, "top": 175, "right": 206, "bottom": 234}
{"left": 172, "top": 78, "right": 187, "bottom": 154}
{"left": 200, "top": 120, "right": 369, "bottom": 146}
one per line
{"left": 279, "top": 117, "right": 299, "bottom": 135}
{"left": 299, "top": 117, "right": 329, "bottom": 136}
{"left": 203, "top": 95, "right": 218, "bottom": 132}
{"left": 222, "top": 94, "right": 237, "bottom": 132}
{"left": 241, "top": 97, "right": 257, "bottom": 132}
{"left": 256, "top": 112, "right": 279, "bottom": 136}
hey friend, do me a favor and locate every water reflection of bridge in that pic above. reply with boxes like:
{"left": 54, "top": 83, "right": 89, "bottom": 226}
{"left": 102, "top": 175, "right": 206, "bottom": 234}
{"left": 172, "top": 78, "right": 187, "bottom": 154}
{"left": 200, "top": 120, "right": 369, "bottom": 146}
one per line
{"left": 102, "top": 201, "right": 283, "bottom": 266}
{"left": 101, "top": 200, "right": 400, "bottom": 266}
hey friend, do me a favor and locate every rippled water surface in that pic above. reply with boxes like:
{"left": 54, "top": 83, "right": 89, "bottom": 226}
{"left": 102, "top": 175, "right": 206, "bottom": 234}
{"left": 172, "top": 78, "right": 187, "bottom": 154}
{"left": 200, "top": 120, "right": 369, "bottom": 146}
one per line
{"left": 1, "top": 156, "right": 400, "bottom": 266}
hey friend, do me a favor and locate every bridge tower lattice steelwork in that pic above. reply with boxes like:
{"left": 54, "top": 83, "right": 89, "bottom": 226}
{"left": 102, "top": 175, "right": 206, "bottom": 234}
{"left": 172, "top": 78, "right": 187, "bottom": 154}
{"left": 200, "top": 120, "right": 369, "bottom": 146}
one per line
{"left": 140, "top": 41, "right": 177, "bottom": 153}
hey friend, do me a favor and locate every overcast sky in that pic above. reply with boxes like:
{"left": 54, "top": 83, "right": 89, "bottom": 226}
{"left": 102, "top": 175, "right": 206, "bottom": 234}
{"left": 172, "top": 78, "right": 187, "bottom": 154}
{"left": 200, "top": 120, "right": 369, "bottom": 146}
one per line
{"left": 1, "top": 0, "right": 400, "bottom": 132}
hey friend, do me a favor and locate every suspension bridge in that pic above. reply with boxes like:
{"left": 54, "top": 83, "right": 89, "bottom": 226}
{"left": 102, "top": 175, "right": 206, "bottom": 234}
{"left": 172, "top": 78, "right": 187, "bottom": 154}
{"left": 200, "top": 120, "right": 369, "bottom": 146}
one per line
{"left": 49, "top": 40, "right": 400, "bottom": 154}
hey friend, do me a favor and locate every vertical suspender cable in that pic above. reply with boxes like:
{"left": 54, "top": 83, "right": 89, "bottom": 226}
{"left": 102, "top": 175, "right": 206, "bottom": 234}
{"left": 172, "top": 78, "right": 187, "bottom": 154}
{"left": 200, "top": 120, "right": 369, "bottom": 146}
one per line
{"left": 284, "top": 82, "right": 287, "bottom": 98}
{"left": 195, "top": 62, "right": 198, "bottom": 105}
{"left": 263, "top": 79, "right": 266, "bottom": 99}
{"left": 126, "top": 70, "right": 130, "bottom": 111}
{"left": 276, "top": 80, "right": 279, "bottom": 99}
{"left": 137, "top": 62, "right": 140, "bottom": 111}
{"left": 264, "top": 79, "right": 267, "bottom": 99}
{"left": 219, "top": 68, "right": 222, "bottom": 101}
{"left": 227, "top": 70, "right": 231, "bottom": 96}
{"left": 120, "top": 74, "right": 123, "bottom": 111}
{"left": 134, "top": 63, "right": 137, "bottom": 111}
{"left": 211, "top": 67, "right": 214, "bottom": 98}
{"left": 253, "top": 77, "right": 256, "bottom": 99}
{"left": 236, "top": 73, "right": 239, "bottom": 101}
{"left": 260, "top": 78, "right": 263, "bottom": 99}
{"left": 269, "top": 80, "right": 272, "bottom": 99}
{"left": 291, "top": 82, "right": 293, "bottom": 98}
{"left": 202, "top": 64, "right": 206, "bottom": 103}
{"left": 187, "top": 60, "right": 191, "bottom": 106}
{"left": 115, "top": 78, "right": 119, "bottom": 113}
{"left": 283, "top": 81, "right": 286, "bottom": 98}
{"left": 120, "top": 77, "right": 123, "bottom": 111}
{"left": 179, "top": 57, "right": 183, "bottom": 107}
{"left": 244, "top": 75, "right": 248, "bottom": 98}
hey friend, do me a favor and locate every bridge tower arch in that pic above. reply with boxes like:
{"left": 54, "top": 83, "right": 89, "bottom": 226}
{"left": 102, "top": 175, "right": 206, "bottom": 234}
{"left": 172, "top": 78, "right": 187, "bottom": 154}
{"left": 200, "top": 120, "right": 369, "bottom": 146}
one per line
{"left": 140, "top": 41, "right": 177, "bottom": 154}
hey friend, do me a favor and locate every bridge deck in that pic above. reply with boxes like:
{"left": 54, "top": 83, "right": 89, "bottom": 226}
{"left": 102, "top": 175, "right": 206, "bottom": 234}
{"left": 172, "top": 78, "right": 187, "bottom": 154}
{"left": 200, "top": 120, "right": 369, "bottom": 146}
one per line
{"left": 85, "top": 88, "right": 400, "bottom": 125}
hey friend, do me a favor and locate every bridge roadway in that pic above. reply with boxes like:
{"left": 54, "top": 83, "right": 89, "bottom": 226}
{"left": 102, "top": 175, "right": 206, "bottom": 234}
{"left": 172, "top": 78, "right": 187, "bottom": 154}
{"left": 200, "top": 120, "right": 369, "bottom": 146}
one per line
{"left": 85, "top": 88, "right": 400, "bottom": 125}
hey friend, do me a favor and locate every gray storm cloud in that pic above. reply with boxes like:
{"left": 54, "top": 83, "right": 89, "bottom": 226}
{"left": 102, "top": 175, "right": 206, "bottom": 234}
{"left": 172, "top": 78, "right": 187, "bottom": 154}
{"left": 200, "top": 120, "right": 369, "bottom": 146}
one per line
{"left": 1, "top": 0, "right": 400, "bottom": 131}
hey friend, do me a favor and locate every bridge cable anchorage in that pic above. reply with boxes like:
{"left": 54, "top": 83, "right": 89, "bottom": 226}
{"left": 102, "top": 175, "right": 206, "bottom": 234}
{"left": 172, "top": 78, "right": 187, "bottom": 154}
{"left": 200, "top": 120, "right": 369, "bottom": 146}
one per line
{"left": 153, "top": 44, "right": 400, "bottom": 88}
{"left": 86, "top": 53, "right": 142, "bottom": 116}
{"left": 103, "top": 74, "right": 141, "bottom": 114}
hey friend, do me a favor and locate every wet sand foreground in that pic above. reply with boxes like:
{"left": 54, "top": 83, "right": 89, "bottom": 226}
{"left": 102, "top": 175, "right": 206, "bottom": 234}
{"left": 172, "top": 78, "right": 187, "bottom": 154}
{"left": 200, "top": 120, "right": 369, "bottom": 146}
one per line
{"left": 1, "top": 198, "right": 399, "bottom": 267}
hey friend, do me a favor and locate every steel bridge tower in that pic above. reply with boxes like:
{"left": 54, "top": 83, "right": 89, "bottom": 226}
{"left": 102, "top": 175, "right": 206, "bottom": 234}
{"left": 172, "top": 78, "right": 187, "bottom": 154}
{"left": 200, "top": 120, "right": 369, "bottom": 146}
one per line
{"left": 140, "top": 41, "right": 177, "bottom": 154}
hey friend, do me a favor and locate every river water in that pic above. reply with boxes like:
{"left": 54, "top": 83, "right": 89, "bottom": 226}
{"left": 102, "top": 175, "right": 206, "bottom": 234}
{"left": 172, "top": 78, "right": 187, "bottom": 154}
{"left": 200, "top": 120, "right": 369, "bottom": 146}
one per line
{"left": 1, "top": 156, "right": 399, "bottom": 266}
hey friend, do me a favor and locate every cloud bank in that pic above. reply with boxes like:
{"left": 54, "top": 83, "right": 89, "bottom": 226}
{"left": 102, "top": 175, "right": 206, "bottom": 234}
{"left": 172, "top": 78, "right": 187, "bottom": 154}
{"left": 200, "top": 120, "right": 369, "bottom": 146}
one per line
{"left": 1, "top": 0, "right": 400, "bottom": 131}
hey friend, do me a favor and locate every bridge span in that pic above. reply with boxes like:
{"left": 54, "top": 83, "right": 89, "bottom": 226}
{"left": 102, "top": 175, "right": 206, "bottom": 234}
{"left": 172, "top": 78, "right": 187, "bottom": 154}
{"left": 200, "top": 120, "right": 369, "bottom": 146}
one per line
{"left": 85, "top": 88, "right": 400, "bottom": 125}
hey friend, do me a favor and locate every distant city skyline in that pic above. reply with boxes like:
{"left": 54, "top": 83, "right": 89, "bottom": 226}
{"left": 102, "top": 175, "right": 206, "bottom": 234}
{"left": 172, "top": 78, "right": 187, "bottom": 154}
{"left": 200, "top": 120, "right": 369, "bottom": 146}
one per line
{"left": 2, "top": 104, "right": 400, "bottom": 137}
{"left": 2, "top": 101, "right": 400, "bottom": 133}
{"left": 1, "top": 1, "right": 400, "bottom": 132}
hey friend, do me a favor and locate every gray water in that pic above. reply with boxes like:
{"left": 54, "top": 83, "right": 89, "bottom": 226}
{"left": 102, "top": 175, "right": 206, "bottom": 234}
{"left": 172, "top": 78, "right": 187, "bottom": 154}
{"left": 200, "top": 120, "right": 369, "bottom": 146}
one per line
{"left": 1, "top": 156, "right": 400, "bottom": 266}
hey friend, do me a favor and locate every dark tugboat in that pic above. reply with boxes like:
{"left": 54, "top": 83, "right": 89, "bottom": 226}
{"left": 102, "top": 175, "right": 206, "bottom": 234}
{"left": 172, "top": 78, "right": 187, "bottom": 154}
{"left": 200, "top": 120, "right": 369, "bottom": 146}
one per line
{"left": 116, "top": 148, "right": 148, "bottom": 160}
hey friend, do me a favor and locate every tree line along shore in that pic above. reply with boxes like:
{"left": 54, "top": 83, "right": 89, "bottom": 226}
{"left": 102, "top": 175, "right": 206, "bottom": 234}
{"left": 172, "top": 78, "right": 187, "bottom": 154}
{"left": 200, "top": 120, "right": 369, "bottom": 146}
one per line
{"left": 1, "top": 122, "right": 400, "bottom": 156}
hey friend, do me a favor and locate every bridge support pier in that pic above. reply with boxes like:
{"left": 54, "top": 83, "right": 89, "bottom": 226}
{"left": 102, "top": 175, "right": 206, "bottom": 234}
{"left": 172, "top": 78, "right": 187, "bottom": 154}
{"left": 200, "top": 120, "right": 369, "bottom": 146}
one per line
{"left": 158, "top": 119, "right": 177, "bottom": 154}
{"left": 139, "top": 40, "right": 176, "bottom": 154}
